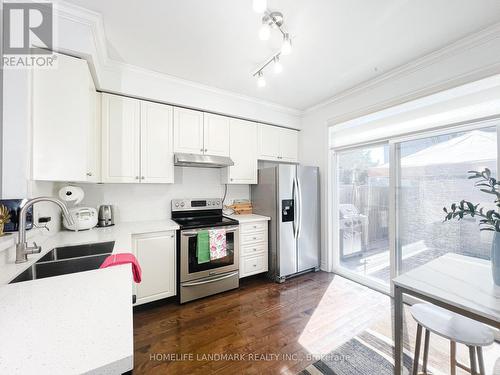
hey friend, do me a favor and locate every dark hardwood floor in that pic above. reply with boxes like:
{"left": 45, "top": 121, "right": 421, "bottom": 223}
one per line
{"left": 133, "top": 272, "right": 500, "bottom": 375}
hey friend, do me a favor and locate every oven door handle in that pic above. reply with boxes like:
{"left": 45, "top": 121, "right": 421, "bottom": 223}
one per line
{"left": 181, "top": 226, "right": 239, "bottom": 236}
{"left": 181, "top": 271, "right": 239, "bottom": 287}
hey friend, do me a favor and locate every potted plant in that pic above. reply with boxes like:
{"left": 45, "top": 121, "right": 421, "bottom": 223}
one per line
{"left": 443, "top": 168, "right": 500, "bottom": 286}
{"left": 0, "top": 204, "right": 11, "bottom": 237}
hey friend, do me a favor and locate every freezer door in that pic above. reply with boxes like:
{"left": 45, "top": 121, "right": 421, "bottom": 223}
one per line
{"left": 278, "top": 164, "right": 297, "bottom": 277}
{"left": 297, "top": 166, "right": 320, "bottom": 272}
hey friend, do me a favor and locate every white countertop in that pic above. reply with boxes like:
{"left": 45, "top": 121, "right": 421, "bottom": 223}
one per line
{"left": 224, "top": 214, "right": 270, "bottom": 223}
{"left": 0, "top": 219, "right": 179, "bottom": 285}
{"left": 0, "top": 265, "right": 134, "bottom": 375}
{"left": 393, "top": 253, "right": 500, "bottom": 324}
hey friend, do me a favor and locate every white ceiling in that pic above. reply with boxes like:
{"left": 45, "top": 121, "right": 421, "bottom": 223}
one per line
{"left": 63, "top": 0, "right": 500, "bottom": 110}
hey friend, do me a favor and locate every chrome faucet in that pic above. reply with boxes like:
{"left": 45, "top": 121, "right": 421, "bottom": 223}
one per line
{"left": 16, "top": 197, "right": 75, "bottom": 263}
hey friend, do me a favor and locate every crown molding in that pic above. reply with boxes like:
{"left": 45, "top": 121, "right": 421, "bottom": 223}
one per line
{"left": 304, "top": 21, "right": 500, "bottom": 116}
{"left": 51, "top": 1, "right": 302, "bottom": 117}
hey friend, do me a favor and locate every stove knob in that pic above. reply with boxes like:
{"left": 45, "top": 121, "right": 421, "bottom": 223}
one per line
{"left": 180, "top": 202, "right": 185, "bottom": 207}
{"left": 207, "top": 202, "right": 211, "bottom": 206}
{"left": 216, "top": 201, "right": 220, "bottom": 205}
{"left": 175, "top": 203, "right": 180, "bottom": 208}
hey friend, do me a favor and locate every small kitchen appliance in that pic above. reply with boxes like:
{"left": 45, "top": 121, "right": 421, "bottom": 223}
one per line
{"left": 63, "top": 207, "right": 98, "bottom": 231}
{"left": 171, "top": 198, "right": 239, "bottom": 304}
{"left": 98, "top": 205, "right": 115, "bottom": 227}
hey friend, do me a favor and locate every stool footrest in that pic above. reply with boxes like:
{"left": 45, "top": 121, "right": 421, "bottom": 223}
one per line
{"left": 456, "top": 361, "right": 471, "bottom": 373}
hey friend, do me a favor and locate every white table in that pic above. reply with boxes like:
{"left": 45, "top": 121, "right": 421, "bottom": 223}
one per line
{"left": 393, "top": 254, "right": 500, "bottom": 374}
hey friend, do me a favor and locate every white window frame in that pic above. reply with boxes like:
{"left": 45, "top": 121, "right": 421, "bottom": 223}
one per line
{"left": 328, "top": 116, "right": 500, "bottom": 297}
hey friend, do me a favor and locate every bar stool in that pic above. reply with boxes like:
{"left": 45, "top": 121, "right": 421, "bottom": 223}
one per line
{"left": 410, "top": 303, "right": 495, "bottom": 375}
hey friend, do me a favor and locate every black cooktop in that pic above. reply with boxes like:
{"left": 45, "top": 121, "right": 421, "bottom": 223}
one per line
{"left": 172, "top": 215, "right": 238, "bottom": 230}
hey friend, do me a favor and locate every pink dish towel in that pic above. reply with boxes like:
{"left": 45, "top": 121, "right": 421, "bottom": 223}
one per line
{"left": 100, "top": 253, "right": 142, "bottom": 283}
{"left": 209, "top": 228, "right": 227, "bottom": 260}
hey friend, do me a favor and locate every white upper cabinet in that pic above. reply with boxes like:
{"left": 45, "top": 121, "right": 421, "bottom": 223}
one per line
{"left": 140, "top": 102, "right": 174, "bottom": 183}
{"left": 102, "top": 93, "right": 174, "bottom": 184}
{"left": 173, "top": 107, "right": 204, "bottom": 154}
{"left": 203, "top": 113, "right": 230, "bottom": 156}
{"left": 101, "top": 94, "right": 141, "bottom": 183}
{"left": 280, "top": 128, "right": 299, "bottom": 161}
{"left": 173, "top": 109, "right": 230, "bottom": 157}
{"left": 258, "top": 124, "right": 298, "bottom": 162}
{"left": 222, "top": 119, "right": 258, "bottom": 184}
{"left": 32, "top": 53, "right": 100, "bottom": 182}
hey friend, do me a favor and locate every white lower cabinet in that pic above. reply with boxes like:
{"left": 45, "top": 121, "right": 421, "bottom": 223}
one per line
{"left": 133, "top": 231, "right": 176, "bottom": 305}
{"left": 238, "top": 220, "right": 269, "bottom": 278}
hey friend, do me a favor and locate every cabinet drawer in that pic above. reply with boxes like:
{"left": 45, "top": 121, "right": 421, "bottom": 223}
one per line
{"left": 241, "top": 242, "right": 267, "bottom": 257}
{"left": 241, "top": 254, "right": 267, "bottom": 277}
{"left": 241, "top": 231, "right": 267, "bottom": 244}
{"left": 241, "top": 221, "right": 267, "bottom": 234}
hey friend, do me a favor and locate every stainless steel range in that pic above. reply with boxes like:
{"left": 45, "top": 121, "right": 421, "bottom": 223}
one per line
{"left": 172, "top": 198, "right": 240, "bottom": 304}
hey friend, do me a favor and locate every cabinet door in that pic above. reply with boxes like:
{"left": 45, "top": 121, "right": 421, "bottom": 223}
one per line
{"left": 203, "top": 113, "right": 230, "bottom": 156}
{"left": 134, "top": 232, "right": 176, "bottom": 304}
{"left": 279, "top": 128, "right": 299, "bottom": 162}
{"left": 86, "top": 90, "right": 101, "bottom": 182}
{"left": 173, "top": 107, "right": 204, "bottom": 154}
{"left": 140, "top": 101, "right": 174, "bottom": 183}
{"left": 101, "top": 93, "right": 140, "bottom": 183}
{"left": 224, "top": 119, "right": 257, "bottom": 184}
{"left": 32, "top": 53, "right": 95, "bottom": 181}
{"left": 258, "top": 124, "right": 281, "bottom": 161}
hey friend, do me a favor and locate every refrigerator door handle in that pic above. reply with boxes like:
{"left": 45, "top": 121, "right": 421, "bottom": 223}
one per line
{"left": 296, "top": 177, "right": 303, "bottom": 239}
{"left": 293, "top": 177, "right": 299, "bottom": 240}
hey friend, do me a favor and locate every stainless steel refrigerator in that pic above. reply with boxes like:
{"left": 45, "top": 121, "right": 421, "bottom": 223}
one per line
{"left": 251, "top": 165, "right": 320, "bottom": 282}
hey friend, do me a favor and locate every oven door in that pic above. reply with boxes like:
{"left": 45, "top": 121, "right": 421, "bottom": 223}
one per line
{"left": 180, "top": 225, "right": 239, "bottom": 282}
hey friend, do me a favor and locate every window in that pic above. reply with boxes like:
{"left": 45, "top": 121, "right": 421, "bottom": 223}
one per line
{"left": 331, "top": 121, "right": 498, "bottom": 292}
{"left": 396, "top": 127, "right": 497, "bottom": 274}
{"left": 336, "top": 144, "right": 390, "bottom": 285}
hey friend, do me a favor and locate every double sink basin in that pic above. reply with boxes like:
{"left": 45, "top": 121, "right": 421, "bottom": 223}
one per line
{"left": 10, "top": 241, "right": 115, "bottom": 284}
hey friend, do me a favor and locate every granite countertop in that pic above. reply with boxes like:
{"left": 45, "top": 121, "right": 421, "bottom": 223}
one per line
{"left": 0, "top": 265, "right": 134, "bottom": 374}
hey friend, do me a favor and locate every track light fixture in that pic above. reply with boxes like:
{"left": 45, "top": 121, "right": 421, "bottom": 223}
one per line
{"left": 252, "top": 3, "right": 293, "bottom": 87}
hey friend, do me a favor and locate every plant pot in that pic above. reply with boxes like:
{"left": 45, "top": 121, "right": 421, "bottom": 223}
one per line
{"left": 492, "top": 232, "right": 500, "bottom": 286}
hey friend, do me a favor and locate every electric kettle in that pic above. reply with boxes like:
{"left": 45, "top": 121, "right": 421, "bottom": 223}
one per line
{"left": 97, "top": 205, "right": 114, "bottom": 227}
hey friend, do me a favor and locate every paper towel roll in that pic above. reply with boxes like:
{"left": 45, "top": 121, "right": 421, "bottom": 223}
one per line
{"left": 58, "top": 185, "right": 84, "bottom": 205}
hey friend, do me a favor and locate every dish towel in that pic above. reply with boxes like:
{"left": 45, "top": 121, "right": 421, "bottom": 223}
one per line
{"left": 197, "top": 231, "right": 210, "bottom": 264}
{"left": 100, "top": 253, "right": 142, "bottom": 283}
{"left": 209, "top": 228, "right": 227, "bottom": 260}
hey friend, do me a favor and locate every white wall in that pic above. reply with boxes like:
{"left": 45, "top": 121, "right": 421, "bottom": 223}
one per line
{"left": 60, "top": 168, "right": 249, "bottom": 223}
{"left": 299, "top": 22, "right": 500, "bottom": 271}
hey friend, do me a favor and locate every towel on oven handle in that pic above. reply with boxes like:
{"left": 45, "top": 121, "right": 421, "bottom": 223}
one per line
{"left": 209, "top": 228, "right": 227, "bottom": 260}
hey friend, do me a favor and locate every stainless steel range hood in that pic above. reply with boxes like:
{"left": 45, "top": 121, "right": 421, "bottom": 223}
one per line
{"left": 174, "top": 153, "right": 234, "bottom": 168}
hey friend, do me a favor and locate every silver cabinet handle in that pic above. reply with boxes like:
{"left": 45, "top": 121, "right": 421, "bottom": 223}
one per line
{"left": 135, "top": 176, "right": 139, "bottom": 180}
{"left": 182, "top": 271, "right": 238, "bottom": 286}
{"left": 141, "top": 176, "right": 145, "bottom": 180}
{"left": 205, "top": 148, "right": 208, "bottom": 152}
{"left": 200, "top": 148, "right": 204, "bottom": 152}
{"left": 86, "top": 172, "right": 93, "bottom": 177}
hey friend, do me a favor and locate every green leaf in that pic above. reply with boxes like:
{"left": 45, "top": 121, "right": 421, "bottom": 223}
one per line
{"left": 443, "top": 207, "right": 448, "bottom": 213}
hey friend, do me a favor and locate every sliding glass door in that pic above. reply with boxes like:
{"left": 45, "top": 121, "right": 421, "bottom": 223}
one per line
{"left": 335, "top": 144, "right": 390, "bottom": 287}
{"left": 395, "top": 126, "right": 497, "bottom": 275}
{"left": 332, "top": 121, "right": 498, "bottom": 292}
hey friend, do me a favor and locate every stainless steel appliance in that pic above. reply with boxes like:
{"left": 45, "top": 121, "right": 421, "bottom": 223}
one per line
{"left": 251, "top": 165, "right": 320, "bottom": 282}
{"left": 174, "top": 153, "right": 234, "bottom": 168}
{"left": 97, "top": 205, "right": 114, "bottom": 227}
{"left": 171, "top": 198, "right": 240, "bottom": 304}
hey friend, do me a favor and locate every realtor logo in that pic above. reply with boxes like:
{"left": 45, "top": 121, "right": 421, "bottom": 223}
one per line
{"left": 3, "top": 2, "right": 53, "bottom": 54}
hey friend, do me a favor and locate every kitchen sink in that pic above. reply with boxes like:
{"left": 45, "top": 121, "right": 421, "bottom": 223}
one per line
{"left": 10, "top": 241, "right": 115, "bottom": 284}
